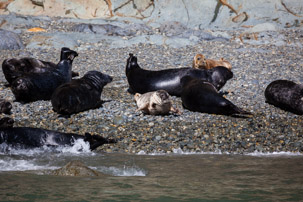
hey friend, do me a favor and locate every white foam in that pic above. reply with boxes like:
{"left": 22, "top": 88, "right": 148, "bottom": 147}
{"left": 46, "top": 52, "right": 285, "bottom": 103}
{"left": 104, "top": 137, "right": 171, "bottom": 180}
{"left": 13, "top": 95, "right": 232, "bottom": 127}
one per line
{"left": 58, "top": 139, "right": 92, "bottom": 154}
{"left": 137, "top": 148, "right": 303, "bottom": 157}
{"left": 0, "top": 159, "right": 58, "bottom": 172}
{"left": 245, "top": 151, "right": 303, "bottom": 157}
{"left": 99, "top": 165, "right": 147, "bottom": 176}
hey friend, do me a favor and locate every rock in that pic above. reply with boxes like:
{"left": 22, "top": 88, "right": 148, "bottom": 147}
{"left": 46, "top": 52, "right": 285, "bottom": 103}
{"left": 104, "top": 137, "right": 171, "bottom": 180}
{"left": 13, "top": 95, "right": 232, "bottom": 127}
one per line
{"left": 246, "top": 23, "right": 277, "bottom": 33}
{"left": 71, "top": 23, "right": 135, "bottom": 36}
{"left": 51, "top": 160, "right": 106, "bottom": 177}
{"left": 26, "top": 33, "right": 79, "bottom": 50}
{"left": 0, "top": 29, "right": 24, "bottom": 50}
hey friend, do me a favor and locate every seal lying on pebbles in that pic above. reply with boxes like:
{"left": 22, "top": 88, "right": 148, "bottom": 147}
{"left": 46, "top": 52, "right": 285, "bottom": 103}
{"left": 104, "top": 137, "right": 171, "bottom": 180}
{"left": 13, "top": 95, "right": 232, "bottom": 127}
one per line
{"left": 265, "top": 80, "right": 303, "bottom": 115}
{"left": 181, "top": 76, "right": 252, "bottom": 116}
{"left": 0, "top": 99, "right": 12, "bottom": 114}
{"left": 10, "top": 48, "right": 78, "bottom": 103}
{"left": 0, "top": 117, "right": 14, "bottom": 128}
{"left": 192, "top": 54, "right": 232, "bottom": 70}
{"left": 134, "top": 90, "right": 181, "bottom": 115}
{"left": 2, "top": 47, "right": 79, "bottom": 85}
{"left": 0, "top": 127, "right": 116, "bottom": 151}
{"left": 51, "top": 70, "right": 113, "bottom": 115}
{"left": 126, "top": 53, "right": 233, "bottom": 96}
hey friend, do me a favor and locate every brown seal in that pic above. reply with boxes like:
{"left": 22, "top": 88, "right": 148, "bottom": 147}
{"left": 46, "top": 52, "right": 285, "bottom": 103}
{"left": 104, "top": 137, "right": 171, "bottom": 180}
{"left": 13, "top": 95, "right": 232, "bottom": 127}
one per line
{"left": 192, "top": 54, "right": 232, "bottom": 70}
{"left": 134, "top": 90, "right": 181, "bottom": 115}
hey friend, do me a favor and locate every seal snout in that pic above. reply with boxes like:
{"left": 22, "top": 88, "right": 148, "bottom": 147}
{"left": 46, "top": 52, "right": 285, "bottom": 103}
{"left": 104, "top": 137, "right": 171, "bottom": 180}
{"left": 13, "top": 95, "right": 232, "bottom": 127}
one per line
{"left": 157, "top": 90, "right": 169, "bottom": 101}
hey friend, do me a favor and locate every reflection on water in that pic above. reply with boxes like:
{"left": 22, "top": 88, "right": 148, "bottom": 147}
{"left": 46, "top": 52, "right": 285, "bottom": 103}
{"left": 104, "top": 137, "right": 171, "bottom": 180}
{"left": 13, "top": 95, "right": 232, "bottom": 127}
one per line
{"left": 0, "top": 148, "right": 303, "bottom": 201}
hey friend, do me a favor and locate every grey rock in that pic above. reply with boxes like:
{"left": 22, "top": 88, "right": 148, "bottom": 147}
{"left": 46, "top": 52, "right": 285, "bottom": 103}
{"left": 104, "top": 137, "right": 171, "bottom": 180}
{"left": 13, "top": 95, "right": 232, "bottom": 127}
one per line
{"left": 51, "top": 160, "right": 106, "bottom": 177}
{"left": 0, "top": 29, "right": 24, "bottom": 50}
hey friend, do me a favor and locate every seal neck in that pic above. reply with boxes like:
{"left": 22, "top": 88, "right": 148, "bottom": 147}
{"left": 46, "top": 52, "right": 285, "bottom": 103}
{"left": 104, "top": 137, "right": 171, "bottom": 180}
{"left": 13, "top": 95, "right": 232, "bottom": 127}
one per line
{"left": 126, "top": 53, "right": 140, "bottom": 75}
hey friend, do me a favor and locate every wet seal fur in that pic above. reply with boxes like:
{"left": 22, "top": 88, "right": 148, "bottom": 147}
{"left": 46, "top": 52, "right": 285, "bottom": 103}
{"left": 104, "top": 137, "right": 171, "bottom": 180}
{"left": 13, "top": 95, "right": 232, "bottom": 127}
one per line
{"left": 10, "top": 48, "right": 78, "bottom": 103}
{"left": 0, "top": 99, "right": 12, "bottom": 114}
{"left": 193, "top": 54, "right": 232, "bottom": 70}
{"left": 2, "top": 47, "right": 79, "bottom": 85}
{"left": 126, "top": 53, "right": 233, "bottom": 96}
{"left": 134, "top": 90, "right": 181, "bottom": 115}
{"left": 265, "top": 80, "right": 303, "bottom": 115}
{"left": 51, "top": 70, "right": 113, "bottom": 115}
{"left": 0, "top": 127, "right": 116, "bottom": 151}
{"left": 181, "top": 76, "right": 252, "bottom": 116}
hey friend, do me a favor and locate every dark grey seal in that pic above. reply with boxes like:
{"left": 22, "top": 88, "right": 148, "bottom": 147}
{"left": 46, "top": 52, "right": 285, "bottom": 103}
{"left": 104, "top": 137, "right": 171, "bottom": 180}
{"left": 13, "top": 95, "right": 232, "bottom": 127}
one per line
{"left": 10, "top": 48, "right": 78, "bottom": 103}
{"left": 51, "top": 70, "right": 112, "bottom": 115}
{"left": 126, "top": 53, "right": 233, "bottom": 96}
{"left": 181, "top": 76, "right": 252, "bottom": 116}
{"left": 0, "top": 127, "right": 116, "bottom": 151}
{"left": 265, "top": 80, "right": 303, "bottom": 115}
{"left": 2, "top": 47, "right": 79, "bottom": 85}
{"left": 0, "top": 99, "right": 12, "bottom": 114}
{"left": 0, "top": 117, "right": 14, "bottom": 128}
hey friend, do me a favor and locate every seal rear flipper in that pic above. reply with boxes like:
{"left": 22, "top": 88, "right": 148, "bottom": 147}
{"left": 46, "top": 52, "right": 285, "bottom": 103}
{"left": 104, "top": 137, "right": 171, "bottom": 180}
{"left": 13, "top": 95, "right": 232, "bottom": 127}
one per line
{"left": 89, "top": 134, "right": 117, "bottom": 151}
{"left": 230, "top": 104, "right": 253, "bottom": 117}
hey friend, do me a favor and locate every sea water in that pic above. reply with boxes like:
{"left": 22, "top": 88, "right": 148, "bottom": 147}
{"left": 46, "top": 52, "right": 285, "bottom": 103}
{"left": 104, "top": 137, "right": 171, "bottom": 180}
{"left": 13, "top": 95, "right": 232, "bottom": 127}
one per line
{"left": 0, "top": 141, "right": 303, "bottom": 201}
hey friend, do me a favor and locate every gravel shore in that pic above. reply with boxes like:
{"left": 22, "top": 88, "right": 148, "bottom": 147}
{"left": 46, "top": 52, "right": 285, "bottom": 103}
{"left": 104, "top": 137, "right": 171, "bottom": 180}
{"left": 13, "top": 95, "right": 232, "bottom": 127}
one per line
{"left": 1, "top": 15, "right": 303, "bottom": 154}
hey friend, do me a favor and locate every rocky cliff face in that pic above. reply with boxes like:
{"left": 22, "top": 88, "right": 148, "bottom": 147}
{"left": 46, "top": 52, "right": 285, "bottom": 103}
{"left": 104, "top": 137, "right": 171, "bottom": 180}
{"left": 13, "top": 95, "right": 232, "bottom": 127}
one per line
{"left": 0, "top": 0, "right": 302, "bottom": 29}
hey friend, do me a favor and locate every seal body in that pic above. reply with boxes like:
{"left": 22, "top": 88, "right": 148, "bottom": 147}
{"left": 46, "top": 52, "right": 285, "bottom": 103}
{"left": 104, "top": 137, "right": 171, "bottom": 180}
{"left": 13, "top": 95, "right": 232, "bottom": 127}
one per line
{"left": 126, "top": 53, "right": 233, "bottom": 96}
{"left": 265, "top": 80, "right": 303, "bottom": 115}
{"left": 134, "top": 90, "right": 180, "bottom": 115}
{"left": 0, "top": 127, "right": 116, "bottom": 151}
{"left": 2, "top": 47, "right": 79, "bottom": 85}
{"left": 181, "top": 76, "right": 251, "bottom": 116}
{"left": 0, "top": 99, "right": 12, "bottom": 114}
{"left": 51, "top": 70, "right": 113, "bottom": 115}
{"left": 10, "top": 49, "right": 78, "bottom": 103}
{"left": 193, "top": 54, "right": 232, "bottom": 70}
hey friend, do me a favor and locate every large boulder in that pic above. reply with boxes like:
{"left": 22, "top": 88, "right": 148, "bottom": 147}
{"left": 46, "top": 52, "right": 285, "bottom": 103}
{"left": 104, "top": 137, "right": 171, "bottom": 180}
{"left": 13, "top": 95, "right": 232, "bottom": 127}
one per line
{"left": 0, "top": 29, "right": 24, "bottom": 50}
{"left": 51, "top": 160, "right": 107, "bottom": 177}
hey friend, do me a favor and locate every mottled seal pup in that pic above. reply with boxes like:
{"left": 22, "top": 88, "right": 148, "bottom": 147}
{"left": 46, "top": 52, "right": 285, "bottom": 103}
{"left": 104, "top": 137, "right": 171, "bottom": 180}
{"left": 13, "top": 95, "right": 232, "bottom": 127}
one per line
{"left": 0, "top": 117, "right": 14, "bottom": 128}
{"left": 181, "top": 76, "right": 252, "bottom": 116}
{"left": 265, "top": 80, "right": 303, "bottom": 115}
{"left": 11, "top": 49, "right": 78, "bottom": 103}
{"left": 126, "top": 53, "right": 233, "bottom": 96}
{"left": 51, "top": 70, "right": 113, "bottom": 115}
{"left": 2, "top": 47, "right": 79, "bottom": 85}
{"left": 134, "top": 90, "right": 181, "bottom": 115}
{"left": 0, "top": 127, "right": 116, "bottom": 151}
{"left": 0, "top": 99, "right": 12, "bottom": 114}
{"left": 192, "top": 54, "right": 232, "bottom": 70}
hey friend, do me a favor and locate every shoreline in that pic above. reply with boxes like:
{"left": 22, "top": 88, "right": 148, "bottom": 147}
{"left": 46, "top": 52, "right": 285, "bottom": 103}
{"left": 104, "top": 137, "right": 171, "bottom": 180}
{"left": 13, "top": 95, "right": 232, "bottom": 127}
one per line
{"left": 0, "top": 15, "right": 303, "bottom": 154}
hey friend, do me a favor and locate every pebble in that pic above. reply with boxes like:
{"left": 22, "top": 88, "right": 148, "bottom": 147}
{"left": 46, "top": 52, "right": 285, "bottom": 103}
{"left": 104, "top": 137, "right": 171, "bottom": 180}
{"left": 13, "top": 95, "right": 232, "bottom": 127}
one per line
{"left": 0, "top": 15, "right": 303, "bottom": 154}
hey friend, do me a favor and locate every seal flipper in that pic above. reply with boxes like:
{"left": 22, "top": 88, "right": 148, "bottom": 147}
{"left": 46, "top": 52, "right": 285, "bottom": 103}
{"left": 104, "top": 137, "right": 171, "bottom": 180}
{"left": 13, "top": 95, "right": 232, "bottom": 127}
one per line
{"left": 84, "top": 133, "right": 117, "bottom": 151}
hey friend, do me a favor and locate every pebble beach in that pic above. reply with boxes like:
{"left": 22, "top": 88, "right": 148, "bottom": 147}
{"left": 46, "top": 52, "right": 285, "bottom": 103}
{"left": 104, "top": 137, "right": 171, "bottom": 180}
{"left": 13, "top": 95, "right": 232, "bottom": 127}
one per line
{"left": 1, "top": 15, "right": 303, "bottom": 154}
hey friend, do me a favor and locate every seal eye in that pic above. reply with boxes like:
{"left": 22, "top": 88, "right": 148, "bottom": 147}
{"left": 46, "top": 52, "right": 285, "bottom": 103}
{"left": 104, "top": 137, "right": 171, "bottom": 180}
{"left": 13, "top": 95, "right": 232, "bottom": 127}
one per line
{"left": 151, "top": 103, "right": 157, "bottom": 108}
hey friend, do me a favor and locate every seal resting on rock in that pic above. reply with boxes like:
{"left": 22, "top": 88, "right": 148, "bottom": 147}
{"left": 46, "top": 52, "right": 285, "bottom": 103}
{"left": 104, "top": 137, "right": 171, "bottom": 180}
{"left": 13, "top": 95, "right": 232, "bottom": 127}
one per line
{"left": 0, "top": 99, "right": 12, "bottom": 114}
{"left": 181, "top": 76, "right": 252, "bottom": 116}
{"left": 0, "top": 117, "right": 14, "bottom": 128}
{"left": 134, "top": 90, "right": 181, "bottom": 115}
{"left": 126, "top": 53, "right": 233, "bottom": 96}
{"left": 2, "top": 47, "right": 79, "bottom": 85}
{"left": 265, "top": 80, "right": 303, "bottom": 115}
{"left": 10, "top": 48, "right": 78, "bottom": 103}
{"left": 0, "top": 127, "right": 116, "bottom": 151}
{"left": 51, "top": 70, "right": 113, "bottom": 115}
{"left": 192, "top": 54, "right": 232, "bottom": 70}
